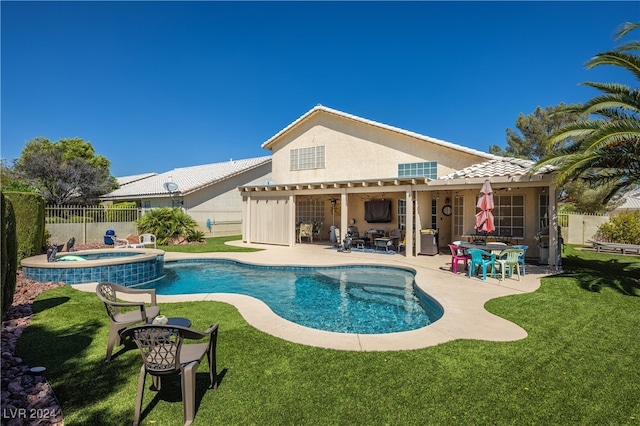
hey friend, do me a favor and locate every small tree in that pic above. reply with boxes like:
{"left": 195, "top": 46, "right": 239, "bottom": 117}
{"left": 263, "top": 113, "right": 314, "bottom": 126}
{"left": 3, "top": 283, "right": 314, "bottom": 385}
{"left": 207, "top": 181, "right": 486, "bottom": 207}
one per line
{"left": 1, "top": 159, "right": 36, "bottom": 193}
{"left": 490, "top": 103, "right": 584, "bottom": 161}
{"left": 15, "top": 137, "right": 117, "bottom": 205}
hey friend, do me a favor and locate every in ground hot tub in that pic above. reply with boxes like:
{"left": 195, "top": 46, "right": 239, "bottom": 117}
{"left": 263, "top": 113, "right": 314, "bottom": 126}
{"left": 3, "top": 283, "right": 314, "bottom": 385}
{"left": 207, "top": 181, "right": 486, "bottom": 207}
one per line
{"left": 21, "top": 249, "right": 165, "bottom": 286}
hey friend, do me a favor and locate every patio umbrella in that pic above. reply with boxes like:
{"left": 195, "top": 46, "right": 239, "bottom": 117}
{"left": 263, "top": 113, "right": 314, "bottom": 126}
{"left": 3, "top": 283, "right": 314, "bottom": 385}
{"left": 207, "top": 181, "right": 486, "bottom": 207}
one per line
{"left": 475, "top": 180, "right": 495, "bottom": 234}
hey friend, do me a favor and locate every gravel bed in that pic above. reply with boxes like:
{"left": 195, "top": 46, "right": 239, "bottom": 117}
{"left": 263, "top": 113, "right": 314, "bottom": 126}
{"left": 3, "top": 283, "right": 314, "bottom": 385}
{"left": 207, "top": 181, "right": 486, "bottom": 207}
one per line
{"left": 1, "top": 242, "right": 108, "bottom": 425}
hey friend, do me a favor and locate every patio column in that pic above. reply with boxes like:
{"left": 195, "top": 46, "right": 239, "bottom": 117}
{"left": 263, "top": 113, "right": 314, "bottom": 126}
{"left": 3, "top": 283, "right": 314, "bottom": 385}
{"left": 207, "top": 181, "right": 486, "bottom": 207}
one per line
{"left": 406, "top": 189, "right": 414, "bottom": 257}
{"left": 548, "top": 185, "right": 559, "bottom": 268}
{"left": 244, "top": 192, "right": 251, "bottom": 243}
{"left": 289, "top": 193, "right": 296, "bottom": 247}
{"left": 340, "top": 190, "right": 348, "bottom": 237}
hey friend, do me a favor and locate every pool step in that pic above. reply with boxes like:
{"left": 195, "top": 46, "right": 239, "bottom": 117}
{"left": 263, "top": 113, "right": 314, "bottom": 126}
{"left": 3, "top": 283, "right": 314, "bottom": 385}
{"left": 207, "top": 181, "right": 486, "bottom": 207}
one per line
{"left": 348, "top": 287, "right": 416, "bottom": 308}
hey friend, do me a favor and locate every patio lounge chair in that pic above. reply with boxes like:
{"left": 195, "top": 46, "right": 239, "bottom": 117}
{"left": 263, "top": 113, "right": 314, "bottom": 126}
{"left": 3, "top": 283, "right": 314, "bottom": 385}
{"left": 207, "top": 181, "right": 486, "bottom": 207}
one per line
{"left": 108, "top": 236, "right": 130, "bottom": 248}
{"left": 95, "top": 282, "right": 160, "bottom": 362}
{"left": 121, "top": 323, "right": 219, "bottom": 426}
{"left": 467, "top": 248, "right": 496, "bottom": 280}
{"left": 494, "top": 248, "right": 524, "bottom": 281}
{"left": 298, "top": 223, "right": 313, "bottom": 243}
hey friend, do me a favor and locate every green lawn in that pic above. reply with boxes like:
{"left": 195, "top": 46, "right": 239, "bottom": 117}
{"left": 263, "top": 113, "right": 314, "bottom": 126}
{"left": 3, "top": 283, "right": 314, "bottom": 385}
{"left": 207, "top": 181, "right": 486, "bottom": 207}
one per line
{"left": 158, "top": 235, "right": 263, "bottom": 253}
{"left": 17, "top": 244, "right": 640, "bottom": 425}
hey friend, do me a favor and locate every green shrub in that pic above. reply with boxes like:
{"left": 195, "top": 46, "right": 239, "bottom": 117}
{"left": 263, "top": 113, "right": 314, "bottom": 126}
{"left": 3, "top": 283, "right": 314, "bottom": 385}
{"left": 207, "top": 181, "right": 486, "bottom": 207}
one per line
{"left": 1, "top": 193, "right": 18, "bottom": 316}
{"left": 186, "top": 229, "right": 205, "bottom": 242}
{"left": 596, "top": 210, "right": 640, "bottom": 244}
{"left": 136, "top": 207, "right": 198, "bottom": 245}
{"left": 4, "top": 192, "right": 45, "bottom": 262}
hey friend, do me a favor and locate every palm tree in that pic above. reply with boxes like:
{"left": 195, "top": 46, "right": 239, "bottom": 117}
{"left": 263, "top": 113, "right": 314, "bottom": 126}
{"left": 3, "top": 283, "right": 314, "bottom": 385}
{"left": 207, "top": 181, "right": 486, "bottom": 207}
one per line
{"left": 534, "top": 22, "right": 640, "bottom": 203}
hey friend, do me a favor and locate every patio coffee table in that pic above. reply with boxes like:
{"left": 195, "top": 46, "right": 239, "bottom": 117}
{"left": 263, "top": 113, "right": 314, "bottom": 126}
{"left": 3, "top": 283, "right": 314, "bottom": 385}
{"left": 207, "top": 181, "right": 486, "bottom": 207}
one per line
{"left": 146, "top": 317, "right": 192, "bottom": 327}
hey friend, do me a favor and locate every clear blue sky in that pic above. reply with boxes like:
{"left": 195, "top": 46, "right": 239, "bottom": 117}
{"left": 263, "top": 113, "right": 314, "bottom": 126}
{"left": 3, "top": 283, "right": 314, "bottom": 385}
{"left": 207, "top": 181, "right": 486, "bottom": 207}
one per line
{"left": 2, "top": 1, "right": 637, "bottom": 177}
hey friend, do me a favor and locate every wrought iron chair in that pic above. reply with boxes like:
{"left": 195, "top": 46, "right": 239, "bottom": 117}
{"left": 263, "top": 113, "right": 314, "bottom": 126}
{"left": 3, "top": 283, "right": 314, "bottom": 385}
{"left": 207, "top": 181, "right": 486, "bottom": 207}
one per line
{"left": 466, "top": 248, "right": 496, "bottom": 280}
{"left": 95, "top": 282, "right": 160, "bottom": 362}
{"left": 122, "top": 323, "right": 218, "bottom": 426}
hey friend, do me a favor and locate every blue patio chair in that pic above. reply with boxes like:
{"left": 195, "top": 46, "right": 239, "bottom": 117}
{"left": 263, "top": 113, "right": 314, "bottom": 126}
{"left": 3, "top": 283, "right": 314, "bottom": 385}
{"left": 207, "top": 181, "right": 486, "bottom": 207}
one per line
{"left": 466, "top": 248, "right": 496, "bottom": 281}
{"left": 512, "top": 245, "right": 528, "bottom": 276}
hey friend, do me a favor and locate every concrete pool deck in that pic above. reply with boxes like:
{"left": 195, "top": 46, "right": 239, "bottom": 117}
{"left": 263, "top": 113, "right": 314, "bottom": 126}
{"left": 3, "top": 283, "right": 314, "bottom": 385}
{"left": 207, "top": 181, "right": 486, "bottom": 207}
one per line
{"left": 73, "top": 242, "right": 560, "bottom": 351}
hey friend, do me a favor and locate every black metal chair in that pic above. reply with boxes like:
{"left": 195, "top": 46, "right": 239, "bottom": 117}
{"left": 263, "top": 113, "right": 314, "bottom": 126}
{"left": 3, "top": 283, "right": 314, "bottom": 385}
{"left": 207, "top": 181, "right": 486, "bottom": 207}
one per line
{"left": 121, "top": 323, "right": 219, "bottom": 426}
{"left": 95, "top": 282, "right": 160, "bottom": 362}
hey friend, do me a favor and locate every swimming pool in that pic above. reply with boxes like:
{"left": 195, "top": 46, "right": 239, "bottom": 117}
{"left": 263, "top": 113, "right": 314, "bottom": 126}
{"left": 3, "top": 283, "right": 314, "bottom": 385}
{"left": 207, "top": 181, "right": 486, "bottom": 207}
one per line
{"left": 139, "top": 259, "right": 443, "bottom": 334}
{"left": 21, "top": 249, "right": 165, "bottom": 285}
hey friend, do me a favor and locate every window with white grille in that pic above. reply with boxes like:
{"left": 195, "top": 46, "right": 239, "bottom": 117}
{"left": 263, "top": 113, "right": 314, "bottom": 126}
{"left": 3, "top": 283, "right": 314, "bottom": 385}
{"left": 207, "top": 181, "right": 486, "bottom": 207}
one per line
{"left": 453, "top": 196, "right": 464, "bottom": 236}
{"left": 494, "top": 195, "right": 525, "bottom": 238}
{"left": 290, "top": 146, "right": 325, "bottom": 171}
{"left": 296, "top": 200, "right": 325, "bottom": 224}
{"left": 398, "top": 161, "right": 437, "bottom": 179}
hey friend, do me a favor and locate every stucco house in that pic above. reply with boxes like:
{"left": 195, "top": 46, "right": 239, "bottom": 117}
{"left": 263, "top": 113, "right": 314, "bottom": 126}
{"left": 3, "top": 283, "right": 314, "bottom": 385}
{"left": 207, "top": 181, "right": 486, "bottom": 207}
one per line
{"left": 100, "top": 156, "right": 272, "bottom": 237}
{"left": 239, "top": 105, "right": 560, "bottom": 266}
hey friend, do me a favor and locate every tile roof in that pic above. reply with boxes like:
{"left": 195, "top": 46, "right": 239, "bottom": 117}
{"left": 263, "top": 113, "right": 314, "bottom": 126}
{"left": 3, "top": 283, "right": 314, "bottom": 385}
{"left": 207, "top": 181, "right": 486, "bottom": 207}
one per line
{"left": 101, "top": 156, "right": 272, "bottom": 199}
{"left": 116, "top": 173, "right": 157, "bottom": 186}
{"left": 440, "top": 157, "right": 552, "bottom": 180}
{"left": 262, "top": 104, "right": 503, "bottom": 161}
{"left": 616, "top": 189, "right": 640, "bottom": 210}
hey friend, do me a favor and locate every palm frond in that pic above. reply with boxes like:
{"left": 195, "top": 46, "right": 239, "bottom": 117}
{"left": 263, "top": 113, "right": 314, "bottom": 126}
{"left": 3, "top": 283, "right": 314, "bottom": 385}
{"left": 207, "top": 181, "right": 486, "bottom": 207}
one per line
{"left": 585, "top": 52, "right": 640, "bottom": 80}
{"left": 581, "top": 81, "right": 634, "bottom": 96}
{"left": 532, "top": 21, "right": 640, "bottom": 206}
{"left": 614, "top": 40, "right": 640, "bottom": 54}
{"left": 613, "top": 21, "right": 640, "bottom": 41}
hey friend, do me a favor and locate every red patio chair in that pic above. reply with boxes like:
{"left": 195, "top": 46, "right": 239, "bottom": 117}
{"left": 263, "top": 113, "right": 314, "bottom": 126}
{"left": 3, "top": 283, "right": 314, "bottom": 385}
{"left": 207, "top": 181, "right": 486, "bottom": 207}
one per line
{"left": 448, "top": 243, "right": 471, "bottom": 274}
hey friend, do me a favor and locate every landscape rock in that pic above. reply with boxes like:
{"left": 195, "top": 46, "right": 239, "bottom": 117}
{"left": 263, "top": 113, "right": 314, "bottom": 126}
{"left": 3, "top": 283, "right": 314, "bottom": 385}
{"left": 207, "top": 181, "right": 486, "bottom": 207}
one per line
{"left": 0, "top": 241, "right": 106, "bottom": 425}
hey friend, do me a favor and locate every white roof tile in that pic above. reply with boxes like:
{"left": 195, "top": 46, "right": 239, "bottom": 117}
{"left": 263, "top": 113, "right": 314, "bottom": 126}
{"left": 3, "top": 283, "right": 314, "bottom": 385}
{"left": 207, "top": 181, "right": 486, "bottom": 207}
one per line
{"left": 116, "top": 173, "right": 157, "bottom": 186}
{"left": 616, "top": 189, "right": 640, "bottom": 210}
{"left": 441, "top": 157, "right": 551, "bottom": 180}
{"left": 102, "top": 156, "right": 271, "bottom": 199}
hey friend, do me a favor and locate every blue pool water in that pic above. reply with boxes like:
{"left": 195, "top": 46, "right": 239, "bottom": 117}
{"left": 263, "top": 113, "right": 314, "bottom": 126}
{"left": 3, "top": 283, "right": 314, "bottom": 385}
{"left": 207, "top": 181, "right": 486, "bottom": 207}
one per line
{"left": 58, "top": 251, "right": 140, "bottom": 261}
{"left": 141, "top": 260, "right": 443, "bottom": 334}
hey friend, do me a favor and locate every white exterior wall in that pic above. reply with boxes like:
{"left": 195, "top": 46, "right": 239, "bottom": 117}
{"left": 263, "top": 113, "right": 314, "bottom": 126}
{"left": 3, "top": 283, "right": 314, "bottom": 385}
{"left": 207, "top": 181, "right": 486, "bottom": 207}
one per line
{"left": 185, "top": 163, "right": 272, "bottom": 237}
{"left": 269, "top": 114, "right": 485, "bottom": 185}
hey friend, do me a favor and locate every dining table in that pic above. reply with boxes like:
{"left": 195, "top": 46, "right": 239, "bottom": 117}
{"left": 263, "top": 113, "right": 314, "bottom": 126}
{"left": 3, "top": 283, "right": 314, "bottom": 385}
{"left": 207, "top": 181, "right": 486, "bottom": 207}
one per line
{"left": 459, "top": 241, "right": 511, "bottom": 253}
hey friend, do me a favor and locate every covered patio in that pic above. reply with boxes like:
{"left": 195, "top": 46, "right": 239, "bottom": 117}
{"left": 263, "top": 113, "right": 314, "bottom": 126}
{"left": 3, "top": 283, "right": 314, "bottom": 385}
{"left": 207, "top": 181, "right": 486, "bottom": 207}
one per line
{"left": 239, "top": 158, "right": 561, "bottom": 267}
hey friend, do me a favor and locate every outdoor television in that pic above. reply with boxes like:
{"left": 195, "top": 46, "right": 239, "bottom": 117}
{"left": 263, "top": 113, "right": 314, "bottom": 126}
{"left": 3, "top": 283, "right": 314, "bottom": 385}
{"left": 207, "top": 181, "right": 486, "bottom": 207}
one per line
{"left": 364, "top": 200, "right": 392, "bottom": 223}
